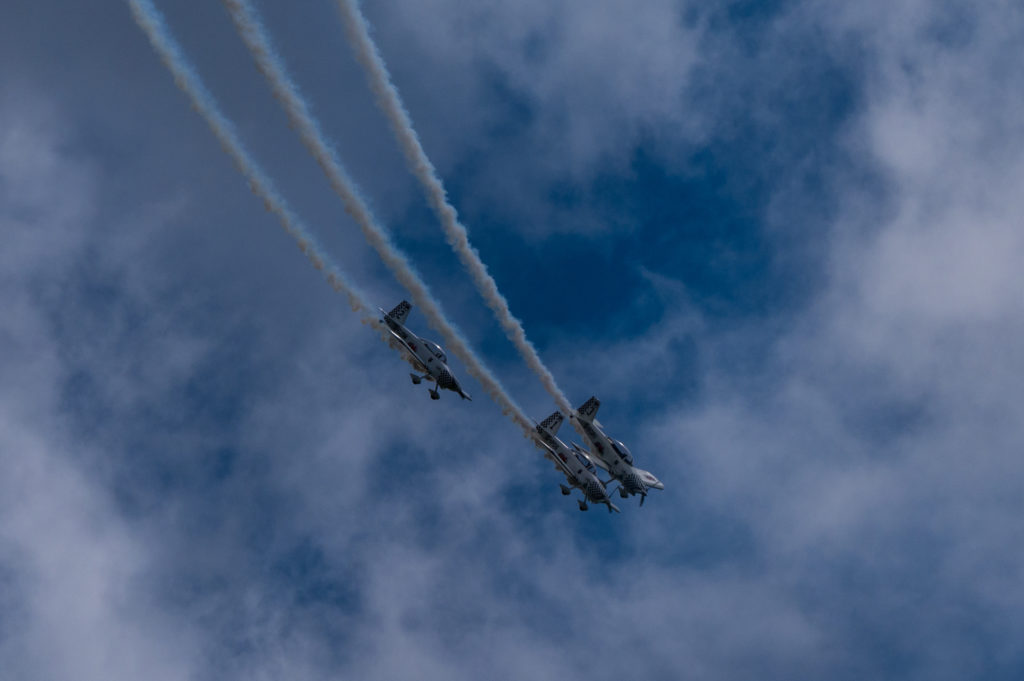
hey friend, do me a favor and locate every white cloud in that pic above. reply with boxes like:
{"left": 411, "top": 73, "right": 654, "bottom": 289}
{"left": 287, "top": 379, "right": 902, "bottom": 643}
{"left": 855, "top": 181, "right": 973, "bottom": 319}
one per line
{"left": 0, "top": 91, "right": 198, "bottom": 681}
{"left": 377, "top": 0, "right": 701, "bottom": 170}
{"left": 358, "top": 0, "right": 703, "bottom": 237}
{"left": 0, "top": 418, "right": 195, "bottom": 681}
{"left": 6, "top": 2, "right": 1024, "bottom": 679}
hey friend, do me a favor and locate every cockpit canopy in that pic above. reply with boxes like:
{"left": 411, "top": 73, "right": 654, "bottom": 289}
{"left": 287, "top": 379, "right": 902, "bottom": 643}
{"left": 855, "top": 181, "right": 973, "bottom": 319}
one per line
{"left": 575, "top": 452, "right": 596, "bottom": 472}
{"left": 424, "top": 341, "right": 447, "bottom": 363}
{"left": 611, "top": 440, "right": 634, "bottom": 465}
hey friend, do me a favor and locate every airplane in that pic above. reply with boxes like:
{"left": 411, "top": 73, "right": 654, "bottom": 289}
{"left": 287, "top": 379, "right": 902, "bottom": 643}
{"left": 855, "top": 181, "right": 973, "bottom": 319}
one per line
{"left": 379, "top": 300, "right": 471, "bottom": 401}
{"left": 569, "top": 396, "right": 663, "bottom": 506}
{"left": 532, "top": 410, "right": 619, "bottom": 513}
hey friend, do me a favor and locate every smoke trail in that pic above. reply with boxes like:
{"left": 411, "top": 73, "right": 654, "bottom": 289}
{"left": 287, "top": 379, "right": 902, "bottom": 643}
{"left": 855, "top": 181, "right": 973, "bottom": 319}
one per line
{"left": 219, "top": 0, "right": 534, "bottom": 435}
{"left": 128, "top": 0, "right": 383, "bottom": 344}
{"left": 334, "top": 0, "right": 576, "bottom": 419}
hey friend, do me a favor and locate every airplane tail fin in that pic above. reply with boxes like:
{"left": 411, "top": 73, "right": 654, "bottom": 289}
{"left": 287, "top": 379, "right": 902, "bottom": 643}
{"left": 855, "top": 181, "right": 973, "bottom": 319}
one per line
{"left": 575, "top": 396, "right": 600, "bottom": 423}
{"left": 538, "top": 411, "right": 564, "bottom": 437}
{"left": 385, "top": 300, "right": 412, "bottom": 325}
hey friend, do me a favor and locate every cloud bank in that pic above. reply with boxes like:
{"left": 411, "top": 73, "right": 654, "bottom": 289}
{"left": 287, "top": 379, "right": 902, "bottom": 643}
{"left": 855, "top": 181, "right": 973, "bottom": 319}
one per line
{"left": 2, "top": 1, "right": 1024, "bottom": 680}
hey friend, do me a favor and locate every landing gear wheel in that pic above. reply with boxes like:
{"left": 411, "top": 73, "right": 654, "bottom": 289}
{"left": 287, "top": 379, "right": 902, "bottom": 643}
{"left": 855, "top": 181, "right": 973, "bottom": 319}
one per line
{"left": 578, "top": 500, "right": 588, "bottom": 511}
{"left": 619, "top": 487, "right": 629, "bottom": 498}
{"left": 429, "top": 388, "right": 440, "bottom": 400}
{"left": 560, "top": 485, "right": 571, "bottom": 496}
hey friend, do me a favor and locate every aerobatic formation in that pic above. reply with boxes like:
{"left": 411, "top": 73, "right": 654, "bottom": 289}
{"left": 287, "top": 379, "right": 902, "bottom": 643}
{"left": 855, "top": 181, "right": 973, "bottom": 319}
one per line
{"left": 129, "top": 0, "right": 663, "bottom": 512}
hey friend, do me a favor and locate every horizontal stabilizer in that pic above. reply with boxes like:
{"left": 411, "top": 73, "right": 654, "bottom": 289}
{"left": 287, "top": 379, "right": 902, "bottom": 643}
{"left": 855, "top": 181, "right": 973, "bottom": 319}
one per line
{"left": 575, "top": 396, "right": 600, "bottom": 423}
{"left": 385, "top": 300, "right": 412, "bottom": 326}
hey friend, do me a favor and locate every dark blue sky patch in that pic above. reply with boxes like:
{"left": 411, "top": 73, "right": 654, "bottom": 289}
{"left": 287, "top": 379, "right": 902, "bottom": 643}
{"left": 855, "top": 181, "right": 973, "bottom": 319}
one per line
{"left": 497, "top": 476, "right": 555, "bottom": 518}
{"left": 837, "top": 384, "right": 934, "bottom": 453}
{"left": 787, "top": 533, "right": 998, "bottom": 679}
{"left": 449, "top": 140, "right": 809, "bottom": 348}
{"left": 268, "top": 537, "right": 364, "bottom": 613}
{"left": 371, "top": 63, "right": 541, "bottom": 299}
{"left": 599, "top": 147, "right": 782, "bottom": 322}
{"left": 42, "top": 241, "right": 298, "bottom": 521}
{"left": 924, "top": 2, "right": 979, "bottom": 50}
{"left": 359, "top": 438, "right": 467, "bottom": 550}
{"left": 715, "top": 0, "right": 794, "bottom": 54}
{"left": 478, "top": 62, "right": 538, "bottom": 143}
{"left": 425, "top": 19, "right": 867, "bottom": 352}
{"left": 641, "top": 491, "right": 760, "bottom": 572}
{"left": 0, "top": 561, "right": 28, "bottom": 650}
{"left": 639, "top": 333, "right": 703, "bottom": 407}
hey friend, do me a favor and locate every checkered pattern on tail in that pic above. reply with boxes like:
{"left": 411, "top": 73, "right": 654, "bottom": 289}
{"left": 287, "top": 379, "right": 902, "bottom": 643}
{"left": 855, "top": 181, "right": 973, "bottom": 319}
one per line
{"left": 576, "top": 396, "right": 600, "bottom": 422}
{"left": 538, "top": 411, "right": 564, "bottom": 436}
{"left": 386, "top": 300, "right": 412, "bottom": 325}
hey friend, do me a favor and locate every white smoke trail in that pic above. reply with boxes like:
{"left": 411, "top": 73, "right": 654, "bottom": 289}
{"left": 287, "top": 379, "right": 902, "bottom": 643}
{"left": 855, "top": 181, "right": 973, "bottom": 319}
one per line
{"left": 219, "top": 0, "right": 534, "bottom": 435}
{"left": 128, "top": 0, "right": 384, "bottom": 343}
{"left": 334, "top": 0, "right": 576, "bottom": 419}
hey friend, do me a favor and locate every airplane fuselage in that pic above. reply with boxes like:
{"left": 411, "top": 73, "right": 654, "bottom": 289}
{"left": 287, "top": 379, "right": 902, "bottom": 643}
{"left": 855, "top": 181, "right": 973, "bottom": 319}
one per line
{"left": 533, "top": 422, "right": 615, "bottom": 509}
{"left": 571, "top": 415, "right": 663, "bottom": 500}
{"left": 380, "top": 307, "right": 470, "bottom": 400}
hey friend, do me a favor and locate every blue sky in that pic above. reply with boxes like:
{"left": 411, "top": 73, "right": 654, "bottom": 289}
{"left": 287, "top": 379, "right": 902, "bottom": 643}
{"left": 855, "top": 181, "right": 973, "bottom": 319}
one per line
{"left": 3, "top": 1, "right": 1024, "bottom": 679}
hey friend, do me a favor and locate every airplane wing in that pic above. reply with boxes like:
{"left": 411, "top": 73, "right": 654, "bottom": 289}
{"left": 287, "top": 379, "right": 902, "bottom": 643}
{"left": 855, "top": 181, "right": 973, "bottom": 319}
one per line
{"left": 575, "top": 396, "right": 600, "bottom": 423}
{"left": 384, "top": 327, "right": 429, "bottom": 373}
{"left": 533, "top": 438, "right": 576, "bottom": 482}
